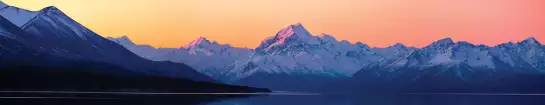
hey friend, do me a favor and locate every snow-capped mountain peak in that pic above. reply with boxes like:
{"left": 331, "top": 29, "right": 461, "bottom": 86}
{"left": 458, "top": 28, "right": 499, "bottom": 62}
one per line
{"left": 495, "top": 42, "right": 517, "bottom": 49}
{"left": 185, "top": 37, "right": 213, "bottom": 48}
{"left": 182, "top": 36, "right": 241, "bottom": 57}
{"left": 282, "top": 23, "right": 312, "bottom": 38}
{"left": 390, "top": 43, "right": 407, "bottom": 49}
{"left": 317, "top": 33, "right": 337, "bottom": 41}
{"left": 119, "top": 35, "right": 131, "bottom": 42}
{"left": 340, "top": 40, "right": 351, "bottom": 44}
{"left": 355, "top": 42, "right": 370, "bottom": 48}
{"left": 427, "top": 37, "right": 455, "bottom": 49}
{"left": 519, "top": 37, "right": 541, "bottom": 46}
{"left": 273, "top": 23, "right": 313, "bottom": 39}
{"left": 107, "top": 35, "right": 135, "bottom": 46}
{"left": 256, "top": 23, "right": 322, "bottom": 52}
{"left": 107, "top": 35, "right": 179, "bottom": 61}
{"left": 42, "top": 6, "right": 56, "bottom": 10}
{"left": 455, "top": 41, "right": 476, "bottom": 48}
{"left": 435, "top": 37, "right": 455, "bottom": 45}
{"left": 38, "top": 6, "right": 74, "bottom": 19}
{"left": 221, "top": 23, "right": 386, "bottom": 81}
{"left": 20, "top": 5, "right": 98, "bottom": 40}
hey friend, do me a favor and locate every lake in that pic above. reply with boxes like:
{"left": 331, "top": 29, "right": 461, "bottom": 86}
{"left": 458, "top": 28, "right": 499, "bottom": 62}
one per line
{"left": 202, "top": 94, "right": 545, "bottom": 105}
{"left": 3, "top": 93, "right": 545, "bottom": 105}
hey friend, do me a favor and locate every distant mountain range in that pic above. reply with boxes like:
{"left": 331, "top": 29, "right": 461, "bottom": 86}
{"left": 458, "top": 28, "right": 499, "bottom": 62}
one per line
{"left": 356, "top": 37, "right": 545, "bottom": 78}
{"left": 3, "top": 0, "right": 538, "bottom": 93}
{"left": 110, "top": 24, "right": 380, "bottom": 81}
{"left": 0, "top": 1, "right": 270, "bottom": 95}
{"left": 111, "top": 22, "right": 545, "bottom": 92}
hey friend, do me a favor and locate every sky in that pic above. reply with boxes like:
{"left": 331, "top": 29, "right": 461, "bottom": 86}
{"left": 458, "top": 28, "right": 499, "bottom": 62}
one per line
{"left": 3, "top": 0, "right": 545, "bottom": 48}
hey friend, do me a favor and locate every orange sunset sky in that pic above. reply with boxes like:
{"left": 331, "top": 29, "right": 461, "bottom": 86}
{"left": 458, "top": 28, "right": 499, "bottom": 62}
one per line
{"left": 3, "top": 0, "right": 545, "bottom": 48}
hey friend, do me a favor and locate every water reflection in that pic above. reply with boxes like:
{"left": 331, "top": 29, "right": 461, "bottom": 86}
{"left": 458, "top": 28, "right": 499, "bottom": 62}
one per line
{"left": 202, "top": 94, "right": 545, "bottom": 105}
{"left": 4, "top": 94, "right": 545, "bottom": 105}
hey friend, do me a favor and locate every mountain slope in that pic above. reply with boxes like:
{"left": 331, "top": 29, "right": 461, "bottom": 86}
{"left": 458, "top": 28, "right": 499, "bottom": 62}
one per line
{"left": 0, "top": 3, "right": 214, "bottom": 82}
{"left": 0, "top": 19, "right": 269, "bottom": 94}
{"left": 0, "top": 2, "right": 38, "bottom": 27}
{"left": 0, "top": 15, "right": 42, "bottom": 65}
{"left": 0, "top": 3, "right": 272, "bottom": 96}
{"left": 0, "top": 62, "right": 270, "bottom": 93}
{"left": 492, "top": 37, "right": 545, "bottom": 72}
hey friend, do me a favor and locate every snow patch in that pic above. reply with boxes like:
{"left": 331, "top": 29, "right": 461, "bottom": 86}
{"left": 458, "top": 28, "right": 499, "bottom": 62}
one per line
{"left": 0, "top": 6, "right": 39, "bottom": 27}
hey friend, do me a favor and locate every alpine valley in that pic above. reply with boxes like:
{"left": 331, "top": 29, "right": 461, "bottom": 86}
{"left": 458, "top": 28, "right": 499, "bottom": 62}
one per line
{"left": 111, "top": 23, "right": 545, "bottom": 93}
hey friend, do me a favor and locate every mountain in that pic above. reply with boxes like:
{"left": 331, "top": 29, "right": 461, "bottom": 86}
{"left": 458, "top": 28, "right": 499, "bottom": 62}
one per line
{"left": 110, "top": 36, "right": 253, "bottom": 81}
{"left": 0, "top": 15, "right": 43, "bottom": 65}
{"left": 0, "top": 2, "right": 278, "bottom": 100}
{"left": 0, "top": 2, "right": 272, "bottom": 95}
{"left": 355, "top": 37, "right": 545, "bottom": 80}
{"left": 352, "top": 37, "right": 545, "bottom": 93}
{"left": 158, "top": 37, "right": 253, "bottom": 80}
{"left": 113, "top": 24, "right": 382, "bottom": 85}
{"left": 216, "top": 24, "right": 387, "bottom": 91}
{"left": 228, "top": 24, "right": 378, "bottom": 80}
{"left": 0, "top": 2, "right": 38, "bottom": 27}
{"left": 107, "top": 36, "right": 177, "bottom": 60}
{"left": 108, "top": 21, "right": 545, "bottom": 92}
{"left": 494, "top": 37, "right": 545, "bottom": 72}
{"left": 0, "top": 30, "right": 269, "bottom": 101}
{"left": 361, "top": 38, "right": 502, "bottom": 73}
{"left": 0, "top": 2, "right": 214, "bottom": 82}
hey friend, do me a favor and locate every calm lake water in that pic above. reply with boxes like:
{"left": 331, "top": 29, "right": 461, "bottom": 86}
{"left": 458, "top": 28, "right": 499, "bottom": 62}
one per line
{"left": 3, "top": 94, "right": 545, "bottom": 105}
{"left": 201, "top": 94, "right": 545, "bottom": 105}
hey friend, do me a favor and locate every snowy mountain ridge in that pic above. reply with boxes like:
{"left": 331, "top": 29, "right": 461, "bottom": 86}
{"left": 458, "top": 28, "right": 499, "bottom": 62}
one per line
{"left": 113, "top": 24, "right": 413, "bottom": 82}
{"left": 110, "top": 24, "right": 544, "bottom": 83}
{"left": 355, "top": 37, "right": 544, "bottom": 82}
{"left": 226, "top": 24, "right": 381, "bottom": 81}
{"left": 106, "top": 23, "right": 545, "bottom": 85}
{"left": 109, "top": 36, "right": 253, "bottom": 80}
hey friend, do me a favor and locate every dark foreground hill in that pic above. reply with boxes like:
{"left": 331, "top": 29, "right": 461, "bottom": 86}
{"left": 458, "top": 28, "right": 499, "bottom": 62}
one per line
{"left": 0, "top": 63, "right": 270, "bottom": 93}
{"left": 0, "top": 62, "right": 270, "bottom": 104}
